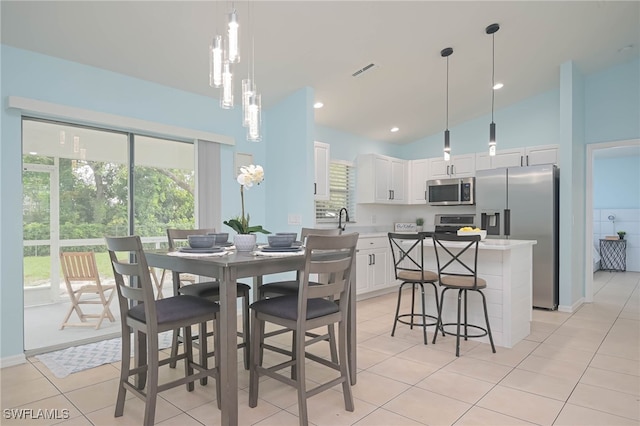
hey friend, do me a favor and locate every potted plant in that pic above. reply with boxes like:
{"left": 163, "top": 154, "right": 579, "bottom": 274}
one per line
{"left": 617, "top": 231, "right": 626, "bottom": 240}
{"left": 224, "top": 164, "right": 270, "bottom": 251}
{"left": 416, "top": 218, "right": 424, "bottom": 232}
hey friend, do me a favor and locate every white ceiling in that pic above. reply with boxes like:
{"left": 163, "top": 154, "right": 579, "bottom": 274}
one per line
{"left": 1, "top": 1, "right": 639, "bottom": 144}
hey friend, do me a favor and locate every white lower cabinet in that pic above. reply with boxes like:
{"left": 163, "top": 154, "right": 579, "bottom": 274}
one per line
{"left": 355, "top": 236, "right": 392, "bottom": 295}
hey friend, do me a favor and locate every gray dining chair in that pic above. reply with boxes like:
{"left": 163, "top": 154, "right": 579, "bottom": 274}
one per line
{"left": 249, "top": 233, "right": 358, "bottom": 426}
{"left": 167, "top": 228, "right": 251, "bottom": 371}
{"left": 105, "top": 235, "right": 220, "bottom": 426}
{"left": 432, "top": 233, "right": 496, "bottom": 356}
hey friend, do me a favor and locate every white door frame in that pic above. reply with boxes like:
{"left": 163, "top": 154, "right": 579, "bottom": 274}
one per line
{"left": 585, "top": 138, "right": 640, "bottom": 302}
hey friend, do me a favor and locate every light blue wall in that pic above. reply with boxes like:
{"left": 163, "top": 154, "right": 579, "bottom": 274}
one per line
{"left": 315, "top": 125, "right": 396, "bottom": 162}
{"left": 594, "top": 156, "right": 640, "bottom": 208}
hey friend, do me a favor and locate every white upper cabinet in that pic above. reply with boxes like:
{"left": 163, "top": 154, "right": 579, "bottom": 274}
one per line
{"left": 313, "top": 141, "right": 330, "bottom": 201}
{"left": 357, "top": 154, "right": 407, "bottom": 204}
{"left": 476, "top": 144, "right": 558, "bottom": 170}
{"left": 428, "top": 153, "right": 475, "bottom": 180}
{"left": 408, "top": 159, "right": 429, "bottom": 204}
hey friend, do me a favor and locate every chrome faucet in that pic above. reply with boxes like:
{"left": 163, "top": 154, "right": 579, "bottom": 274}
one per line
{"left": 338, "top": 208, "right": 350, "bottom": 232}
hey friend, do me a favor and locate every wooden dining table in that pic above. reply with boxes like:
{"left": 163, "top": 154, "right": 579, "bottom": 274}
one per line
{"left": 145, "top": 248, "right": 357, "bottom": 426}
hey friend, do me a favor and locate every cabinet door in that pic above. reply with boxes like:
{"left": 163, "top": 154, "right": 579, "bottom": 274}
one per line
{"left": 493, "top": 148, "right": 524, "bottom": 168}
{"left": 525, "top": 145, "right": 558, "bottom": 166}
{"left": 314, "top": 142, "right": 330, "bottom": 200}
{"left": 409, "top": 159, "right": 429, "bottom": 203}
{"left": 355, "top": 252, "right": 371, "bottom": 294}
{"left": 450, "top": 154, "right": 475, "bottom": 177}
{"left": 370, "top": 249, "right": 389, "bottom": 290}
{"left": 389, "top": 158, "right": 407, "bottom": 203}
{"left": 373, "top": 156, "right": 392, "bottom": 202}
{"left": 428, "top": 157, "right": 451, "bottom": 180}
{"left": 475, "top": 152, "right": 492, "bottom": 171}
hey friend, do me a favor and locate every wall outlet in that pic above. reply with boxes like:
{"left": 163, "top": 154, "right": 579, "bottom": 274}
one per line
{"left": 288, "top": 214, "right": 302, "bottom": 225}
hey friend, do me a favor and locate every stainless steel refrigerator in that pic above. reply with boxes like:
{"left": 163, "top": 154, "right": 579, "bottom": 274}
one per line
{"left": 475, "top": 164, "right": 559, "bottom": 309}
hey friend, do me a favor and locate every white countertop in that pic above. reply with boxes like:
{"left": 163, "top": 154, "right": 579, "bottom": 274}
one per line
{"left": 359, "top": 232, "right": 537, "bottom": 251}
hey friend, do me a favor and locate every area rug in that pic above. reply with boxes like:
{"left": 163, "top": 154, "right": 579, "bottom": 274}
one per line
{"left": 36, "top": 331, "right": 173, "bottom": 378}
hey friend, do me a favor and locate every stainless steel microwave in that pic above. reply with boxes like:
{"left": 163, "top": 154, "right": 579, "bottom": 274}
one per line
{"left": 427, "top": 177, "right": 475, "bottom": 206}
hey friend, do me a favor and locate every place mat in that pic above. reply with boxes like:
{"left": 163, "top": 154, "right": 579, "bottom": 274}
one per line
{"left": 169, "top": 250, "right": 230, "bottom": 257}
{"left": 36, "top": 331, "right": 173, "bottom": 378}
{"left": 254, "top": 249, "right": 305, "bottom": 257}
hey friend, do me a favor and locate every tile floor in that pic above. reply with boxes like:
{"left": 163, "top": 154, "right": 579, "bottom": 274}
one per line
{"left": 2, "top": 271, "right": 638, "bottom": 425}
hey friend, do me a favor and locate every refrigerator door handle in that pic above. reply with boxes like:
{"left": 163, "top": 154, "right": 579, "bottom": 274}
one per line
{"left": 520, "top": 156, "right": 524, "bottom": 167}
{"left": 504, "top": 209, "right": 511, "bottom": 237}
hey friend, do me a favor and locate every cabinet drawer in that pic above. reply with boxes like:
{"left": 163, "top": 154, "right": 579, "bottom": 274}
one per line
{"left": 357, "top": 237, "right": 388, "bottom": 250}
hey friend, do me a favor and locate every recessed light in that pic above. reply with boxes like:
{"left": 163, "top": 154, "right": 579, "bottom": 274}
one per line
{"left": 390, "top": 127, "right": 399, "bottom": 133}
{"left": 493, "top": 82, "right": 504, "bottom": 90}
{"left": 313, "top": 102, "right": 324, "bottom": 109}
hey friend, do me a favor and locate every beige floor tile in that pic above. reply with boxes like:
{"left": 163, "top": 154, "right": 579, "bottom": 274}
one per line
{"left": 476, "top": 385, "right": 564, "bottom": 425}
{"left": 1, "top": 361, "right": 48, "bottom": 387}
{"left": 284, "top": 390, "right": 377, "bottom": 426}
{"left": 580, "top": 366, "right": 640, "bottom": 396}
{"left": 158, "top": 379, "right": 218, "bottom": 411}
{"left": 589, "top": 353, "right": 640, "bottom": 376}
{"left": 52, "top": 415, "right": 94, "bottom": 425}
{"left": 1, "top": 394, "right": 83, "bottom": 426}
{"left": 554, "top": 403, "right": 638, "bottom": 426}
{"left": 466, "top": 339, "right": 538, "bottom": 367}
{"left": 1, "top": 376, "right": 61, "bottom": 408}
{"left": 499, "top": 368, "right": 577, "bottom": 401}
{"left": 358, "top": 334, "right": 417, "bottom": 356}
{"left": 597, "top": 334, "right": 640, "bottom": 361}
{"left": 348, "top": 371, "right": 411, "bottom": 406}
{"left": 429, "top": 334, "right": 483, "bottom": 356}
{"left": 354, "top": 345, "right": 392, "bottom": 370}
{"left": 568, "top": 383, "right": 640, "bottom": 421}
{"left": 383, "top": 386, "right": 471, "bottom": 425}
{"left": 396, "top": 344, "right": 458, "bottom": 368}
{"left": 32, "top": 362, "right": 120, "bottom": 393}
{"left": 357, "top": 319, "right": 394, "bottom": 336}
{"left": 367, "top": 356, "right": 438, "bottom": 385}
{"left": 517, "top": 354, "right": 587, "bottom": 382}
{"left": 156, "top": 412, "right": 206, "bottom": 425}
{"left": 542, "top": 331, "right": 605, "bottom": 353}
{"left": 85, "top": 396, "right": 182, "bottom": 425}
{"left": 442, "top": 356, "right": 512, "bottom": 384}
{"left": 188, "top": 389, "right": 279, "bottom": 426}
{"left": 353, "top": 408, "right": 423, "bottom": 425}
{"left": 250, "top": 376, "right": 317, "bottom": 410}
{"left": 525, "top": 320, "right": 558, "bottom": 342}
{"left": 530, "top": 342, "right": 594, "bottom": 366}
{"left": 454, "top": 406, "right": 537, "bottom": 425}
{"left": 416, "top": 370, "right": 494, "bottom": 404}
{"left": 65, "top": 378, "right": 132, "bottom": 414}
{"left": 532, "top": 309, "right": 571, "bottom": 325}
{"left": 252, "top": 409, "right": 303, "bottom": 426}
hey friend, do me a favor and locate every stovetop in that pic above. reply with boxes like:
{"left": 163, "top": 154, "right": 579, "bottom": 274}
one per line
{"left": 434, "top": 214, "right": 476, "bottom": 233}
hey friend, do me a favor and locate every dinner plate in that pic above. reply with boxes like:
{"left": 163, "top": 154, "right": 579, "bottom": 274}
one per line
{"left": 261, "top": 246, "right": 303, "bottom": 253}
{"left": 179, "top": 247, "right": 225, "bottom": 253}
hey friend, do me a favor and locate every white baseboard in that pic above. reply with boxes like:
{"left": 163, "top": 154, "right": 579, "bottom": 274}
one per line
{"left": 559, "top": 297, "right": 584, "bottom": 313}
{"left": 1, "top": 353, "right": 27, "bottom": 369}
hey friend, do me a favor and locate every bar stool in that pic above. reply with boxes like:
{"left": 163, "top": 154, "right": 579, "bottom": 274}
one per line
{"left": 431, "top": 233, "right": 496, "bottom": 356}
{"left": 388, "top": 232, "right": 440, "bottom": 345}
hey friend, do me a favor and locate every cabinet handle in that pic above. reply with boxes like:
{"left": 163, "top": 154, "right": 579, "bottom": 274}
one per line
{"left": 314, "top": 183, "right": 317, "bottom": 195}
{"left": 372, "top": 253, "right": 376, "bottom": 264}
{"left": 424, "top": 190, "right": 427, "bottom": 201}
{"left": 520, "top": 156, "right": 524, "bottom": 167}
{"left": 368, "top": 254, "right": 372, "bottom": 265}
{"left": 526, "top": 155, "right": 529, "bottom": 166}
{"left": 391, "top": 190, "right": 394, "bottom": 200}
{"left": 446, "top": 165, "right": 450, "bottom": 176}
{"left": 451, "top": 165, "right": 455, "bottom": 175}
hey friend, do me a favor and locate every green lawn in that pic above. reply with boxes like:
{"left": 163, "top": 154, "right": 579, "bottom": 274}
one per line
{"left": 23, "top": 252, "right": 115, "bottom": 286}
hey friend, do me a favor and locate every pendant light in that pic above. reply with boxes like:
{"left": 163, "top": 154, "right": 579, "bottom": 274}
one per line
{"left": 209, "top": 35, "right": 223, "bottom": 88}
{"left": 441, "top": 47, "right": 453, "bottom": 161}
{"left": 486, "top": 23, "right": 500, "bottom": 156}
{"left": 227, "top": 7, "right": 240, "bottom": 64}
{"left": 220, "top": 57, "right": 234, "bottom": 109}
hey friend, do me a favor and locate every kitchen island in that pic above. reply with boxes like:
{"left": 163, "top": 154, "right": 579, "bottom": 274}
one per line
{"left": 415, "top": 238, "right": 537, "bottom": 348}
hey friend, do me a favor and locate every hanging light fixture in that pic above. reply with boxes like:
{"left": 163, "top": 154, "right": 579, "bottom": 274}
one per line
{"left": 220, "top": 57, "right": 234, "bottom": 109}
{"left": 247, "top": 92, "right": 262, "bottom": 142}
{"left": 242, "top": 3, "right": 255, "bottom": 128}
{"left": 441, "top": 47, "right": 453, "bottom": 161}
{"left": 209, "top": 35, "right": 223, "bottom": 88}
{"left": 486, "top": 23, "right": 500, "bottom": 156}
{"left": 227, "top": 6, "right": 240, "bottom": 64}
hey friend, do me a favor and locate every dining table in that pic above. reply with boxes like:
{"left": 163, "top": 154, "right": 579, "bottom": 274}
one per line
{"left": 145, "top": 247, "right": 357, "bottom": 426}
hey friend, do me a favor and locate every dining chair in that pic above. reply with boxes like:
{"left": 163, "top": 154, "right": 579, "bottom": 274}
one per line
{"left": 167, "top": 228, "right": 251, "bottom": 370}
{"left": 388, "top": 232, "right": 440, "bottom": 344}
{"left": 249, "top": 233, "right": 358, "bottom": 426}
{"left": 431, "top": 233, "right": 496, "bottom": 356}
{"left": 59, "top": 251, "right": 116, "bottom": 330}
{"left": 105, "top": 235, "right": 220, "bottom": 426}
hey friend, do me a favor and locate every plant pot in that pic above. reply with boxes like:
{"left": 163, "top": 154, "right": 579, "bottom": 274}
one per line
{"left": 416, "top": 226, "right": 423, "bottom": 232}
{"left": 618, "top": 235, "right": 625, "bottom": 240}
{"left": 234, "top": 234, "right": 257, "bottom": 252}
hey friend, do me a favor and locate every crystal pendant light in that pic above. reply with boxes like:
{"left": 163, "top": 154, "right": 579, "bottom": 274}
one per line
{"left": 227, "top": 8, "right": 240, "bottom": 64}
{"left": 242, "top": 78, "right": 255, "bottom": 127}
{"left": 486, "top": 23, "right": 500, "bottom": 156}
{"left": 220, "top": 59, "right": 234, "bottom": 109}
{"left": 209, "top": 35, "right": 223, "bottom": 88}
{"left": 441, "top": 47, "right": 453, "bottom": 161}
{"left": 247, "top": 93, "right": 262, "bottom": 142}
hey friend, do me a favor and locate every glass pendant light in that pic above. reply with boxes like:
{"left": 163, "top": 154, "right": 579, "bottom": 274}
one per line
{"left": 247, "top": 93, "right": 262, "bottom": 142}
{"left": 441, "top": 47, "right": 453, "bottom": 161}
{"left": 486, "top": 23, "right": 500, "bottom": 156}
{"left": 220, "top": 59, "right": 234, "bottom": 109}
{"left": 209, "top": 35, "right": 223, "bottom": 88}
{"left": 227, "top": 8, "right": 240, "bottom": 64}
{"left": 242, "top": 78, "right": 255, "bottom": 127}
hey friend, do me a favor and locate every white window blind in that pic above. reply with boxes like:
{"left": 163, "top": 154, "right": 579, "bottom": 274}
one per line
{"left": 315, "top": 160, "right": 356, "bottom": 223}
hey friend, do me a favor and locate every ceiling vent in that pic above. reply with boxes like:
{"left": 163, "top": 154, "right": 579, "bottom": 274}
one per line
{"left": 352, "top": 63, "right": 378, "bottom": 78}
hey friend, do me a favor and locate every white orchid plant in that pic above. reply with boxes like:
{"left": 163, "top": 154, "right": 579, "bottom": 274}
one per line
{"left": 224, "top": 164, "right": 271, "bottom": 235}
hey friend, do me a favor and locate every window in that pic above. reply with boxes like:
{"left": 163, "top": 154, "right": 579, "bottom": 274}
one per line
{"left": 315, "top": 160, "right": 356, "bottom": 223}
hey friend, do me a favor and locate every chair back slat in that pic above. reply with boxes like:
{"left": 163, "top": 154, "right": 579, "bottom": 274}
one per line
{"left": 167, "top": 228, "right": 217, "bottom": 249}
{"left": 60, "top": 251, "right": 101, "bottom": 284}
{"left": 432, "top": 233, "right": 481, "bottom": 287}
{"left": 105, "top": 236, "right": 157, "bottom": 323}
{"left": 388, "top": 232, "right": 430, "bottom": 281}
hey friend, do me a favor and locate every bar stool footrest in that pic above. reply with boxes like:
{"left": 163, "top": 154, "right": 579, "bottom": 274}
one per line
{"left": 396, "top": 313, "right": 438, "bottom": 328}
{"left": 439, "top": 322, "right": 489, "bottom": 339}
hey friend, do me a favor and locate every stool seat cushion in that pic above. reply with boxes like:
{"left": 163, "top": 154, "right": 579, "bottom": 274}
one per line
{"left": 440, "top": 275, "right": 487, "bottom": 289}
{"left": 179, "top": 281, "right": 251, "bottom": 298}
{"left": 260, "top": 280, "right": 321, "bottom": 295}
{"left": 397, "top": 270, "right": 438, "bottom": 282}
{"left": 250, "top": 295, "right": 339, "bottom": 321}
{"left": 129, "top": 295, "right": 219, "bottom": 325}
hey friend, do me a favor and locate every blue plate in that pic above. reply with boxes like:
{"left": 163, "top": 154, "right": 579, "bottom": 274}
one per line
{"left": 261, "top": 246, "right": 303, "bottom": 253}
{"left": 179, "top": 247, "right": 224, "bottom": 253}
